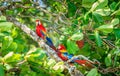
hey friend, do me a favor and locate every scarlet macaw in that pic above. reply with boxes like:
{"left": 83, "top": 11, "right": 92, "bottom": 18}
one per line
{"left": 57, "top": 44, "right": 95, "bottom": 68}
{"left": 36, "top": 20, "right": 57, "bottom": 51}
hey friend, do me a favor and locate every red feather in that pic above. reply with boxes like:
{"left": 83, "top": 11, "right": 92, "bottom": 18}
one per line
{"left": 76, "top": 40, "right": 84, "bottom": 49}
{"left": 74, "top": 60, "right": 94, "bottom": 68}
{"left": 58, "top": 44, "right": 66, "bottom": 50}
{"left": 57, "top": 52, "right": 68, "bottom": 61}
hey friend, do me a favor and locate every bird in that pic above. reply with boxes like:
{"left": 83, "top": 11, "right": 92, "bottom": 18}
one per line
{"left": 57, "top": 44, "right": 96, "bottom": 68}
{"left": 35, "top": 20, "right": 57, "bottom": 51}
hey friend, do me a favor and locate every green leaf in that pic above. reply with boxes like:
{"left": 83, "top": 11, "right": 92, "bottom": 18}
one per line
{"left": 114, "top": 29, "right": 120, "bottom": 39}
{"left": 0, "top": 22, "right": 13, "bottom": 31}
{"left": 110, "top": 2, "right": 117, "bottom": 11}
{"left": 82, "top": 0, "right": 96, "bottom": 8}
{"left": 2, "top": 36, "right": 13, "bottom": 50}
{"left": 91, "top": 0, "right": 108, "bottom": 11}
{"left": 94, "top": 31, "right": 102, "bottom": 47}
{"left": 97, "top": 24, "right": 113, "bottom": 34}
{"left": 87, "top": 68, "right": 98, "bottom": 76}
{"left": 112, "top": 10, "right": 120, "bottom": 15}
{"left": 94, "top": 8, "right": 110, "bottom": 16}
{"left": 70, "top": 32, "right": 83, "bottom": 41}
{"left": 105, "top": 54, "right": 112, "bottom": 66}
{"left": 67, "top": 2, "right": 77, "bottom": 17}
{"left": 26, "top": 48, "right": 46, "bottom": 62}
{"left": 111, "top": 18, "right": 119, "bottom": 26}
{"left": 4, "top": 52, "right": 21, "bottom": 63}
{"left": 0, "top": 65, "right": 5, "bottom": 76}
{"left": 67, "top": 39, "right": 79, "bottom": 54}
{"left": 97, "top": 18, "right": 119, "bottom": 34}
{"left": 7, "top": 42, "right": 18, "bottom": 51}
{"left": 93, "top": 13, "right": 103, "bottom": 23}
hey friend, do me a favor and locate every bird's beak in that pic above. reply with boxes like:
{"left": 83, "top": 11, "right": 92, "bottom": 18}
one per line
{"left": 36, "top": 20, "right": 41, "bottom": 26}
{"left": 36, "top": 21, "right": 39, "bottom": 26}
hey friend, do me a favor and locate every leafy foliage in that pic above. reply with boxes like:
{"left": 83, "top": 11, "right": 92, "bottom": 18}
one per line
{"left": 0, "top": 0, "right": 120, "bottom": 76}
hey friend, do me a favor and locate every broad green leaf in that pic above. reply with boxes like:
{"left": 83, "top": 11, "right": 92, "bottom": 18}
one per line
{"left": 0, "top": 65, "right": 4, "bottom": 76}
{"left": 97, "top": 24, "right": 113, "bottom": 34}
{"left": 111, "top": 18, "right": 119, "bottom": 26}
{"left": 4, "top": 52, "right": 14, "bottom": 60}
{"left": 87, "top": 68, "right": 98, "bottom": 76}
{"left": 7, "top": 42, "right": 17, "bottom": 51}
{"left": 94, "top": 31, "right": 102, "bottom": 47}
{"left": 110, "top": 2, "right": 117, "bottom": 11}
{"left": 91, "top": 0, "right": 108, "bottom": 11}
{"left": 15, "top": 44, "right": 24, "bottom": 52}
{"left": 97, "top": 18, "right": 119, "bottom": 34}
{"left": 105, "top": 54, "right": 112, "bottom": 66}
{"left": 114, "top": 29, "right": 120, "bottom": 39}
{"left": 67, "top": 39, "right": 79, "bottom": 54}
{"left": 2, "top": 36, "right": 13, "bottom": 50}
{"left": 111, "top": 10, "right": 120, "bottom": 15}
{"left": 82, "top": 0, "right": 96, "bottom": 8}
{"left": 26, "top": 48, "right": 46, "bottom": 62}
{"left": 93, "top": 13, "right": 103, "bottom": 23}
{"left": 70, "top": 32, "right": 83, "bottom": 41}
{"left": 0, "top": 22, "right": 13, "bottom": 31}
{"left": 94, "top": 8, "right": 110, "bottom": 16}
{"left": 4, "top": 52, "right": 21, "bottom": 63}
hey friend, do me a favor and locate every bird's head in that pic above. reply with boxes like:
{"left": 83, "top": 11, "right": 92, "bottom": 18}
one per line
{"left": 36, "top": 20, "right": 41, "bottom": 26}
{"left": 58, "top": 44, "right": 67, "bottom": 52}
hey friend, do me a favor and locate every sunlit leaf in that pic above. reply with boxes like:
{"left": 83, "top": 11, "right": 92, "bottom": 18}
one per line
{"left": 2, "top": 36, "right": 13, "bottom": 50}
{"left": 82, "top": 0, "right": 96, "bottom": 8}
{"left": 4, "top": 52, "right": 21, "bottom": 63}
{"left": 0, "top": 22, "right": 13, "bottom": 31}
{"left": 97, "top": 24, "right": 113, "bottom": 34}
{"left": 111, "top": 10, "right": 120, "bottom": 15}
{"left": 93, "top": 13, "right": 103, "bottom": 23}
{"left": 105, "top": 54, "right": 112, "bottom": 66}
{"left": 70, "top": 32, "right": 83, "bottom": 41}
{"left": 94, "top": 31, "right": 102, "bottom": 47}
{"left": 87, "top": 68, "right": 98, "bottom": 76}
{"left": 94, "top": 8, "right": 110, "bottom": 16}
{"left": 111, "top": 18, "right": 119, "bottom": 26}
{"left": 91, "top": 0, "right": 108, "bottom": 11}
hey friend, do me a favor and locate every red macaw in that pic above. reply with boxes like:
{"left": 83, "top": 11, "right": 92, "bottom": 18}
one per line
{"left": 36, "top": 20, "right": 57, "bottom": 51}
{"left": 57, "top": 44, "right": 96, "bottom": 68}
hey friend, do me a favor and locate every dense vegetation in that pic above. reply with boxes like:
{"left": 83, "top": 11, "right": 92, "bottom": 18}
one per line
{"left": 0, "top": 0, "right": 120, "bottom": 76}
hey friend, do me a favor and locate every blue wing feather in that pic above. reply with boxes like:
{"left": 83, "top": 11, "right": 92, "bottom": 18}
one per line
{"left": 46, "top": 37, "right": 54, "bottom": 46}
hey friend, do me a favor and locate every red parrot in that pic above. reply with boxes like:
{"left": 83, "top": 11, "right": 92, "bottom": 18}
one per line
{"left": 57, "top": 44, "right": 96, "bottom": 68}
{"left": 36, "top": 20, "right": 57, "bottom": 51}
